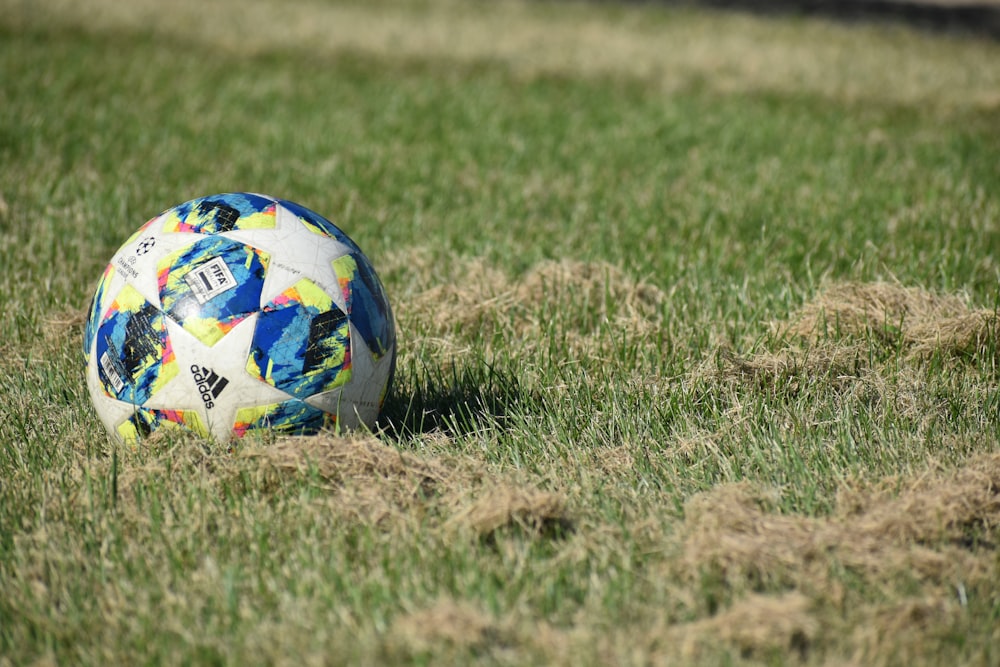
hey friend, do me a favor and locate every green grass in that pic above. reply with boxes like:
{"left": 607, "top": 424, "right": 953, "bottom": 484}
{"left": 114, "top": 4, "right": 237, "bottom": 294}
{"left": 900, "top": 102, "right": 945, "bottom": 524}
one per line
{"left": 2, "top": 1, "right": 1000, "bottom": 664}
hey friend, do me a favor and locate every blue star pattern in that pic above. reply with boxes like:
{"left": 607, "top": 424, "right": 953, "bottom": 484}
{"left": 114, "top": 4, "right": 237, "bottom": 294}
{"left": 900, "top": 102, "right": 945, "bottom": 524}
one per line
{"left": 247, "top": 278, "right": 352, "bottom": 399}
{"left": 158, "top": 236, "right": 269, "bottom": 346}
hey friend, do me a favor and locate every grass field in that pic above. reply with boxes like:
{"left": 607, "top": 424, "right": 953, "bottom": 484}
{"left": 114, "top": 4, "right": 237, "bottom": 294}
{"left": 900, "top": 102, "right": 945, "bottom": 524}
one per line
{"left": 2, "top": 0, "right": 1000, "bottom": 664}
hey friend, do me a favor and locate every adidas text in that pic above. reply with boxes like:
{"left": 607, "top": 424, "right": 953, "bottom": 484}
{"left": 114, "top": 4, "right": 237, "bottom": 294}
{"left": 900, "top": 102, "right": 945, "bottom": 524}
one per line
{"left": 190, "top": 364, "right": 229, "bottom": 410}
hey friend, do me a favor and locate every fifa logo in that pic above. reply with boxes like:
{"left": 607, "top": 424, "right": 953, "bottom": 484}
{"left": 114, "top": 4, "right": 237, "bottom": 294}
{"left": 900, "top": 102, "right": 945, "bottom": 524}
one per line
{"left": 185, "top": 256, "right": 238, "bottom": 304}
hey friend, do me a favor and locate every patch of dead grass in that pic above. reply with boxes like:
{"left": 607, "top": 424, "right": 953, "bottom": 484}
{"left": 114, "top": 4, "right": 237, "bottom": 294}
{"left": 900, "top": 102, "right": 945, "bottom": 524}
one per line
{"left": 849, "top": 596, "right": 965, "bottom": 667}
{"left": 389, "top": 598, "right": 505, "bottom": 656}
{"left": 708, "top": 282, "right": 997, "bottom": 390}
{"left": 590, "top": 445, "right": 636, "bottom": 476}
{"left": 243, "top": 434, "right": 448, "bottom": 498}
{"left": 400, "top": 257, "right": 511, "bottom": 336}
{"left": 698, "top": 282, "right": 996, "bottom": 430}
{"left": 664, "top": 592, "right": 818, "bottom": 661}
{"left": 781, "top": 281, "right": 997, "bottom": 359}
{"left": 42, "top": 307, "right": 86, "bottom": 344}
{"left": 105, "top": 432, "right": 576, "bottom": 539}
{"left": 711, "top": 342, "right": 870, "bottom": 392}
{"left": 447, "top": 484, "right": 572, "bottom": 539}
{"left": 620, "top": 455, "right": 1000, "bottom": 664}
{"left": 398, "top": 255, "right": 665, "bottom": 364}
{"left": 245, "top": 436, "right": 575, "bottom": 534}
{"left": 678, "top": 453, "right": 1000, "bottom": 593}
{"left": 0, "top": 306, "right": 86, "bottom": 371}
{"left": 518, "top": 260, "right": 666, "bottom": 325}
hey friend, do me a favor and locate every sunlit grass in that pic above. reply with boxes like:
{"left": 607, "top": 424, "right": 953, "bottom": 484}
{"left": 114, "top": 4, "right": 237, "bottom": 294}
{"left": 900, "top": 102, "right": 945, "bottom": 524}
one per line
{"left": 1, "top": 1, "right": 999, "bottom": 665}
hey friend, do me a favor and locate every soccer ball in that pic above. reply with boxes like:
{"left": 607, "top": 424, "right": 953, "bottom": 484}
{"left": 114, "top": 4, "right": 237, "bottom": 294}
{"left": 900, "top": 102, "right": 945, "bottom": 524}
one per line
{"left": 83, "top": 193, "right": 396, "bottom": 444}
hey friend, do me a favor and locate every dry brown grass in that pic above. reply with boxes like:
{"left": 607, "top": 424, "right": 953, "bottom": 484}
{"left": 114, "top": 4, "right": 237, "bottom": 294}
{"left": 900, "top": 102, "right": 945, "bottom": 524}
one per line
{"left": 0, "top": 306, "right": 85, "bottom": 370}
{"left": 397, "top": 255, "right": 665, "bottom": 366}
{"left": 104, "top": 432, "right": 576, "bottom": 539}
{"left": 241, "top": 434, "right": 453, "bottom": 526}
{"left": 781, "top": 281, "right": 998, "bottom": 358}
{"left": 403, "top": 257, "right": 664, "bottom": 332}
{"left": 447, "top": 485, "right": 571, "bottom": 538}
{"left": 847, "top": 596, "right": 975, "bottom": 667}
{"left": 42, "top": 308, "right": 86, "bottom": 344}
{"left": 389, "top": 597, "right": 504, "bottom": 655}
{"left": 711, "top": 343, "right": 870, "bottom": 392}
{"left": 702, "top": 281, "right": 997, "bottom": 427}
{"left": 244, "top": 434, "right": 448, "bottom": 497}
{"left": 678, "top": 453, "right": 1000, "bottom": 592}
{"left": 605, "top": 454, "right": 999, "bottom": 665}
{"left": 665, "top": 592, "right": 819, "bottom": 661}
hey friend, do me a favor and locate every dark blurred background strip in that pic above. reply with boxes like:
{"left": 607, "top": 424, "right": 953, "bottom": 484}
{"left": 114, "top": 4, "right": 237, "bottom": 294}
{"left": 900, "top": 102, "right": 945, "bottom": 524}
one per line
{"left": 597, "top": 0, "right": 1000, "bottom": 39}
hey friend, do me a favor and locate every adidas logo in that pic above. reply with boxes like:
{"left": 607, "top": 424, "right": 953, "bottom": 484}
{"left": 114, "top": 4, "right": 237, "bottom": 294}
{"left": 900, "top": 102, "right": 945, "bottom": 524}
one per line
{"left": 189, "top": 365, "right": 229, "bottom": 410}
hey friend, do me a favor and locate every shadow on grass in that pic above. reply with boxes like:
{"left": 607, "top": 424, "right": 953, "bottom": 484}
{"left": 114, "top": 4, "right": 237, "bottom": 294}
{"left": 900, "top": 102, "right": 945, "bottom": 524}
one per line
{"left": 647, "top": 0, "right": 1000, "bottom": 38}
{"left": 378, "top": 362, "right": 535, "bottom": 441}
